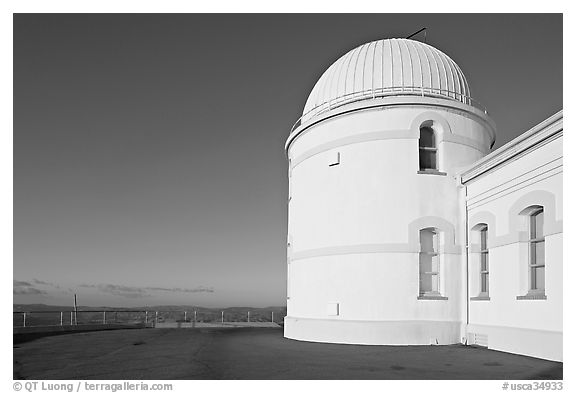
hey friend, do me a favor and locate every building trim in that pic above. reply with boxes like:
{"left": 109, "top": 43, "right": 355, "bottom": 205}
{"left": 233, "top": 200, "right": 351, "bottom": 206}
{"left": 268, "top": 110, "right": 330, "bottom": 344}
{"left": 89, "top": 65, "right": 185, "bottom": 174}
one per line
{"left": 466, "top": 161, "right": 562, "bottom": 209}
{"left": 467, "top": 190, "right": 563, "bottom": 250}
{"left": 289, "top": 243, "right": 464, "bottom": 261}
{"left": 460, "top": 110, "right": 563, "bottom": 183}
{"left": 417, "top": 295, "right": 449, "bottom": 300}
{"left": 286, "top": 95, "right": 496, "bottom": 153}
{"left": 516, "top": 293, "right": 547, "bottom": 300}
{"left": 290, "top": 130, "right": 417, "bottom": 169}
{"left": 289, "top": 127, "right": 487, "bottom": 170}
{"left": 470, "top": 296, "right": 490, "bottom": 301}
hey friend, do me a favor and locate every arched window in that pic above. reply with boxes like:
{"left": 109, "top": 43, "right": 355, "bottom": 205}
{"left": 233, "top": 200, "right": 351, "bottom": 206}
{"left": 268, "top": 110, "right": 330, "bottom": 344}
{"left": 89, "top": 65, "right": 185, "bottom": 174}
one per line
{"left": 419, "top": 228, "right": 440, "bottom": 296}
{"left": 419, "top": 125, "right": 437, "bottom": 171}
{"left": 529, "top": 207, "right": 545, "bottom": 293}
{"left": 479, "top": 225, "right": 489, "bottom": 296}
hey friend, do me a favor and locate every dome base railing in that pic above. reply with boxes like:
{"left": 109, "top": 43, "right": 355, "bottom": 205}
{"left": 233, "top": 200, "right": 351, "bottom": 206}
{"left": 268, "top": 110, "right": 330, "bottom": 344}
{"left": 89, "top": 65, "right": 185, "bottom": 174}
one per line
{"left": 291, "top": 86, "right": 487, "bottom": 134}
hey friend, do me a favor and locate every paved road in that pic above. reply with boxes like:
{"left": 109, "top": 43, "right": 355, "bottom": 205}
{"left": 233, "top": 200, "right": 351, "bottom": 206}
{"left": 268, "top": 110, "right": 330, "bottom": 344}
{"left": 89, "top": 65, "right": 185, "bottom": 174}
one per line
{"left": 13, "top": 327, "right": 562, "bottom": 380}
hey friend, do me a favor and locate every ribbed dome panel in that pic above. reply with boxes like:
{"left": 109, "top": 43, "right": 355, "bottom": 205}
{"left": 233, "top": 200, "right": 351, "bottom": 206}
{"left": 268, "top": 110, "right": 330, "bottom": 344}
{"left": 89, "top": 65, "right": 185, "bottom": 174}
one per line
{"left": 302, "top": 38, "right": 472, "bottom": 122}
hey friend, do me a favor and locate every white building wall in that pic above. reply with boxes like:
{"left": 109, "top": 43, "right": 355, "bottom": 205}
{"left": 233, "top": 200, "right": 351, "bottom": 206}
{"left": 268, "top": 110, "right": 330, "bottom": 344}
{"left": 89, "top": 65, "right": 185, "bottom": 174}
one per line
{"left": 462, "top": 113, "right": 563, "bottom": 361}
{"left": 285, "top": 98, "right": 494, "bottom": 345}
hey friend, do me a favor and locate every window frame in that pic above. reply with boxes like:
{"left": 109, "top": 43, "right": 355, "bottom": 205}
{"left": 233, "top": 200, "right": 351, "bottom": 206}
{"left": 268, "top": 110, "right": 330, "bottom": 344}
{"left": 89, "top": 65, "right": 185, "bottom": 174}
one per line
{"left": 528, "top": 207, "right": 545, "bottom": 294}
{"left": 479, "top": 225, "right": 489, "bottom": 296}
{"left": 418, "top": 228, "right": 447, "bottom": 300}
{"left": 517, "top": 205, "right": 547, "bottom": 300}
{"left": 418, "top": 125, "right": 438, "bottom": 172}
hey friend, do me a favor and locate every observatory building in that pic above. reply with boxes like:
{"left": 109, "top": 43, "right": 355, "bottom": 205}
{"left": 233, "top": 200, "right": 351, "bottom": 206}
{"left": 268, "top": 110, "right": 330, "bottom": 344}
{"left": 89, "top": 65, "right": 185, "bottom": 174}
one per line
{"left": 284, "top": 38, "right": 562, "bottom": 361}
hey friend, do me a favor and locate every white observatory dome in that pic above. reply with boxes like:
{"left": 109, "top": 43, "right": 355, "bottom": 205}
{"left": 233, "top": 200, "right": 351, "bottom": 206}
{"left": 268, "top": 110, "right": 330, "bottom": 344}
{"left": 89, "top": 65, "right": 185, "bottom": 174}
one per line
{"left": 285, "top": 36, "right": 497, "bottom": 348}
{"left": 302, "top": 38, "right": 473, "bottom": 123}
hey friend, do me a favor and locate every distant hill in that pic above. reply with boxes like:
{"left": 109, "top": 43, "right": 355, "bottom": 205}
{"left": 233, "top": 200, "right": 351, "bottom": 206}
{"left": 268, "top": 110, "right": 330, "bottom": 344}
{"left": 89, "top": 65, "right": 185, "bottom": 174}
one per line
{"left": 13, "top": 304, "right": 287, "bottom": 313}
{"left": 13, "top": 304, "right": 287, "bottom": 326}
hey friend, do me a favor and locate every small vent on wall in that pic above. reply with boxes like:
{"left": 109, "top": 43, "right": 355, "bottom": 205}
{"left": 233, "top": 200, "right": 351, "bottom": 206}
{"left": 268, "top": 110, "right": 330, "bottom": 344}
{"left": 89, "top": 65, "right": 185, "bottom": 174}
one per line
{"left": 328, "top": 152, "right": 340, "bottom": 167}
{"left": 327, "top": 302, "right": 339, "bottom": 316}
{"left": 468, "top": 332, "right": 488, "bottom": 347}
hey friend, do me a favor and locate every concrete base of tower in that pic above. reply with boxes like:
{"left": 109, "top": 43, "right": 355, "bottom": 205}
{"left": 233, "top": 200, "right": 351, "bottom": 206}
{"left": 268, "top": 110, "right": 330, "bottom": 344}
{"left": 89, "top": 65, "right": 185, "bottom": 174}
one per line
{"left": 284, "top": 316, "right": 462, "bottom": 345}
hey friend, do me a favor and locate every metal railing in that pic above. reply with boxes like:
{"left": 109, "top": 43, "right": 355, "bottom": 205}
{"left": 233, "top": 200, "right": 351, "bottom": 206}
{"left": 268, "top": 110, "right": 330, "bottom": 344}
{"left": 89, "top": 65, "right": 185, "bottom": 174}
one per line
{"left": 13, "top": 309, "right": 286, "bottom": 328}
{"left": 290, "top": 86, "right": 488, "bottom": 134}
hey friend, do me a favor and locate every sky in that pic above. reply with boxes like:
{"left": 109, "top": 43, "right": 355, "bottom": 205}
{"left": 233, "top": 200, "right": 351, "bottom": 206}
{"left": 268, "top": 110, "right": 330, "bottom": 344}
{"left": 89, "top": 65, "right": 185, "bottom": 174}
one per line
{"left": 13, "top": 14, "right": 562, "bottom": 308}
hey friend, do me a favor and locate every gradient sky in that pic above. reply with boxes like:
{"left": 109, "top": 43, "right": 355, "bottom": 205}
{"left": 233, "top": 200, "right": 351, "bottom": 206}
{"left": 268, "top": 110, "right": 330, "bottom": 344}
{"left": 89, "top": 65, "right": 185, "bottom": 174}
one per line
{"left": 13, "top": 14, "right": 562, "bottom": 307}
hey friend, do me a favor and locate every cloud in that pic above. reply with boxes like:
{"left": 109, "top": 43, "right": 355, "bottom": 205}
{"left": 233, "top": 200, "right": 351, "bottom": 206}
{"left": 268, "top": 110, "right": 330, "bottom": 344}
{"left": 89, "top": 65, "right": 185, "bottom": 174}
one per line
{"left": 77, "top": 283, "right": 214, "bottom": 298}
{"left": 145, "top": 286, "right": 214, "bottom": 294}
{"left": 14, "top": 279, "right": 214, "bottom": 299}
{"left": 13, "top": 280, "right": 48, "bottom": 295}
{"left": 32, "top": 278, "right": 61, "bottom": 289}
{"left": 79, "top": 284, "right": 149, "bottom": 299}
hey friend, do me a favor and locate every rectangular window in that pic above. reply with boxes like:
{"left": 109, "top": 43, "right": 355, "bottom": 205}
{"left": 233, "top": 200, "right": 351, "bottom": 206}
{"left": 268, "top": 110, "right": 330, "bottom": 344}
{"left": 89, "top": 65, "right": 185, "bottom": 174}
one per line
{"left": 529, "top": 209, "right": 545, "bottom": 292}
{"left": 419, "top": 126, "right": 437, "bottom": 171}
{"left": 419, "top": 229, "right": 440, "bottom": 296}
{"left": 479, "top": 226, "right": 489, "bottom": 295}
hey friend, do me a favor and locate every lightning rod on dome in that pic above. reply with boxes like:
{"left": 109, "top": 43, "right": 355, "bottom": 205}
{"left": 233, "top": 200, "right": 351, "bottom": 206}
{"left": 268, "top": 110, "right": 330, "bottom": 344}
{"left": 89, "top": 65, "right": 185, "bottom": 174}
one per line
{"left": 406, "top": 27, "right": 427, "bottom": 42}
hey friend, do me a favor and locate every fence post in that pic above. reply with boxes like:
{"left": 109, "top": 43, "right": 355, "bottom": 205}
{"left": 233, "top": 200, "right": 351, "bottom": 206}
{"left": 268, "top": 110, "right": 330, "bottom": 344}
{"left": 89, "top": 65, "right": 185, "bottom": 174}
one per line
{"left": 221, "top": 311, "right": 224, "bottom": 324}
{"left": 155, "top": 311, "right": 158, "bottom": 325}
{"left": 70, "top": 311, "right": 73, "bottom": 325}
{"left": 60, "top": 311, "right": 63, "bottom": 326}
{"left": 145, "top": 311, "right": 148, "bottom": 325}
{"left": 194, "top": 310, "right": 197, "bottom": 324}
{"left": 103, "top": 311, "right": 106, "bottom": 325}
{"left": 184, "top": 311, "right": 187, "bottom": 322}
{"left": 247, "top": 311, "right": 250, "bottom": 323}
{"left": 271, "top": 311, "right": 274, "bottom": 323}
{"left": 22, "top": 312, "right": 26, "bottom": 327}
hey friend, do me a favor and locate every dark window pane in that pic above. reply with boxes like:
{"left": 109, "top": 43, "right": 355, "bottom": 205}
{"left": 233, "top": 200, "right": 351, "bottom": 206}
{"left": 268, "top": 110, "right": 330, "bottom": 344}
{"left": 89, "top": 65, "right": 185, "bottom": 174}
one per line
{"left": 536, "top": 241, "right": 545, "bottom": 265}
{"left": 480, "top": 228, "right": 487, "bottom": 250}
{"left": 419, "top": 126, "right": 435, "bottom": 147}
{"left": 530, "top": 208, "right": 544, "bottom": 239}
{"left": 530, "top": 242, "right": 537, "bottom": 265}
{"left": 535, "top": 210, "right": 544, "bottom": 238}
{"left": 420, "top": 274, "right": 432, "bottom": 294}
{"left": 481, "top": 273, "right": 489, "bottom": 293}
{"left": 481, "top": 253, "right": 488, "bottom": 271}
{"left": 419, "top": 150, "right": 437, "bottom": 170}
{"left": 420, "top": 229, "right": 436, "bottom": 252}
{"left": 535, "top": 266, "right": 545, "bottom": 290}
{"left": 420, "top": 253, "right": 432, "bottom": 273}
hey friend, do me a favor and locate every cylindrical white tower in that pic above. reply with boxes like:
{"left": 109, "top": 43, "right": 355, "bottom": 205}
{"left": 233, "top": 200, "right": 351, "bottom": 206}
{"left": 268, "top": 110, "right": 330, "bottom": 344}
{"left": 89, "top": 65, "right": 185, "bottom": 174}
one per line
{"left": 285, "top": 38, "right": 496, "bottom": 345}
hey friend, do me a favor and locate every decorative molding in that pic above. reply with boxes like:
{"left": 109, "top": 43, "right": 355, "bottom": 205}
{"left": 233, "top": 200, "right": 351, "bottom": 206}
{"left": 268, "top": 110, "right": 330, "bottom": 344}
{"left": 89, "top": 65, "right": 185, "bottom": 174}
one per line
{"left": 409, "top": 111, "right": 453, "bottom": 136}
{"left": 467, "top": 191, "right": 562, "bottom": 251}
{"left": 470, "top": 296, "right": 490, "bottom": 301}
{"left": 460, "top": 110, "right": 563, "bottom": 183}
{"left": 290, "top": 243, "right": 412, "bottom": 261}
{"left": 517, "top": 294, "right": 547, "bottom": 300}
{"left": 466, "top": 163, "right": 562, "bottom": 210}
{"left": 286, "top": 95, "right": 496, "bottom": 154}
{"left": 408, "top": 216, "right": 460, "bottom": 254}
{"left": 508, "top": 190, "right": 563, "bottom": 237}
{"left": 290, "top": 130, "right": 416, "bottom": 169}
{"left": 417, "top": 170, "right": 447, "bottom": 176}
{"left": 417, "top": 295, "right": 448, "bottom": 300}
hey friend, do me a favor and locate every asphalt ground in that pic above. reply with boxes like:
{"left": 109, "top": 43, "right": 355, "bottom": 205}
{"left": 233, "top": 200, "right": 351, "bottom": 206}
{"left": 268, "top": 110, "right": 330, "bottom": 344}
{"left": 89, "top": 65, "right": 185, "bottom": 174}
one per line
{"left": 13, "top": 327, "right": 562, "bottom": 380}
